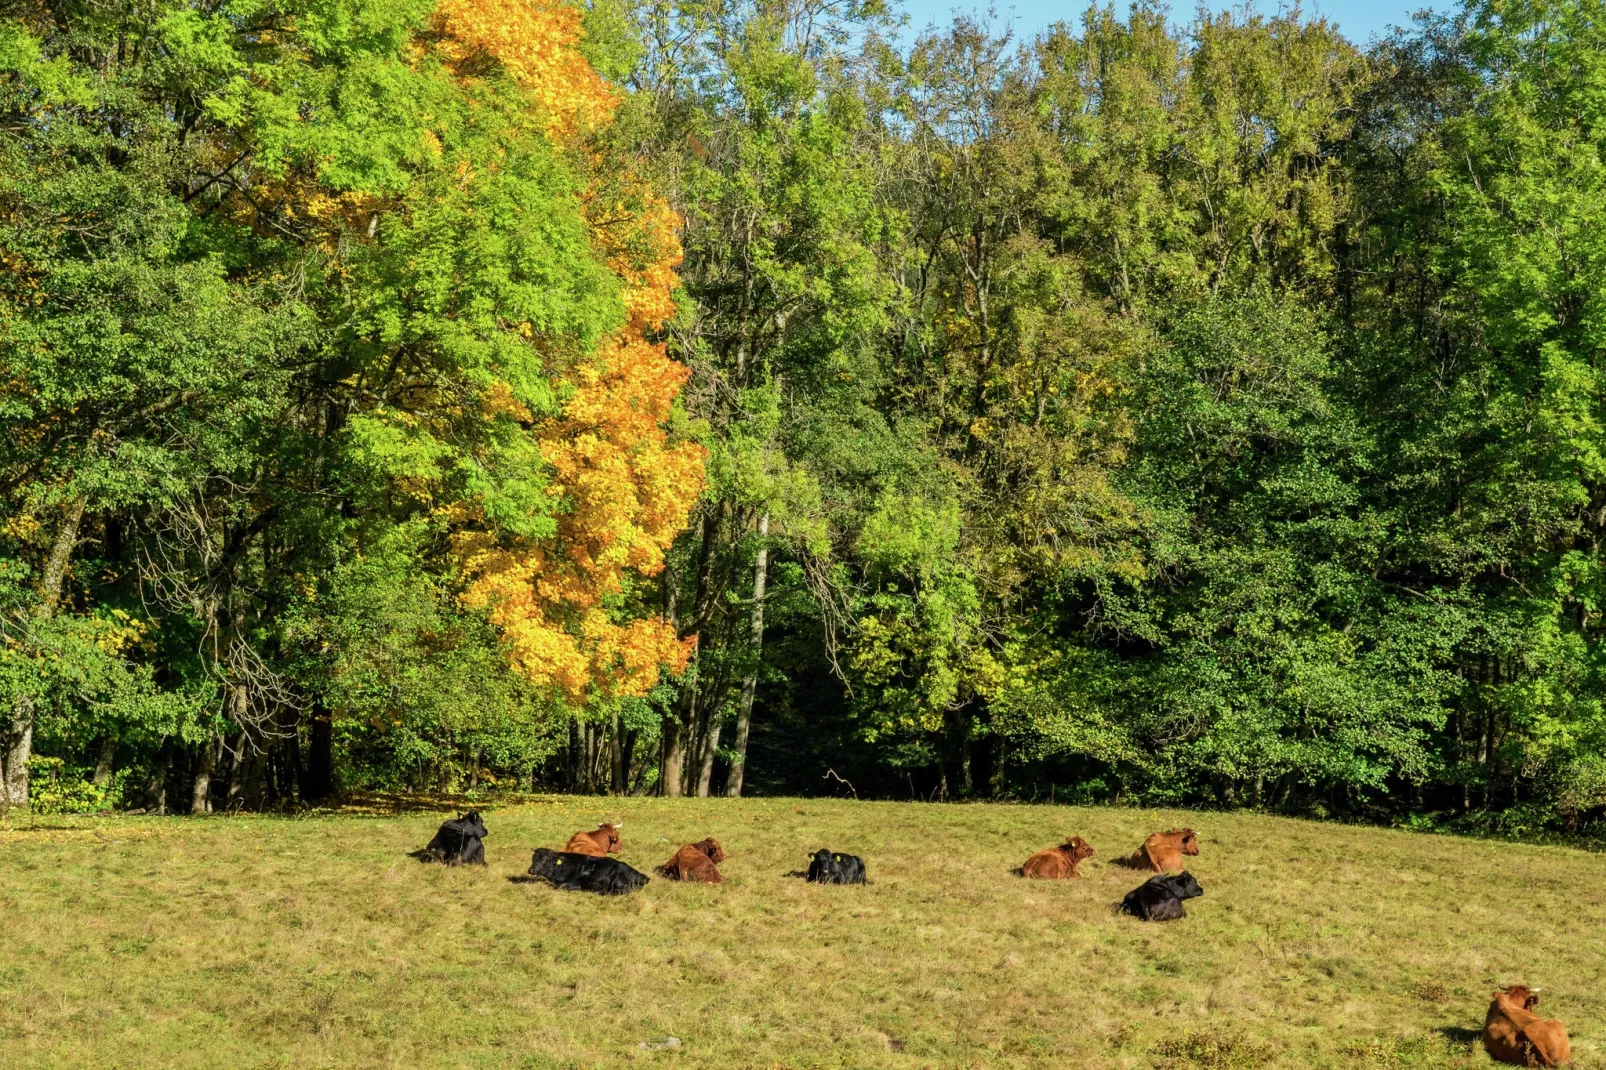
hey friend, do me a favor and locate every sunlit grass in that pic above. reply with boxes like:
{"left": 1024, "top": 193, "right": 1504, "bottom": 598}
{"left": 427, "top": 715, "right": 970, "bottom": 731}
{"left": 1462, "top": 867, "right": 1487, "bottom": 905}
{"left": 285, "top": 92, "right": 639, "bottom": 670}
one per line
{"left": 2, "top": 797, "right": 1602, "bottom": 1068}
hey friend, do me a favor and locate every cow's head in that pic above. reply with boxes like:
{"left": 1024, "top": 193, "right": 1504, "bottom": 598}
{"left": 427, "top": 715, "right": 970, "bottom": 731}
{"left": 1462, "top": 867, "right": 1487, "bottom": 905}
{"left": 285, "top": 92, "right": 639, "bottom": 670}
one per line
{"left": 1175, "top": 829, "right": 1199, "bottom": 855}
{"left": 1165, "top": 871, "right": 1204, "bottom": 900}
{"left": 693, "top": 838, "right": 725, "bottom": 864}
{"left": 1063, "top": 836, "right": 1095, "bottom": 862}
{"left": 597, "top": 823, "right": 622, "bottom": 852}
{"left": 527, "top": 848, "right": 560, "bottom": 880}
{"left": 459, "top": 810, "right": 488, "bottom": 839}
{"left": 1497, "top": 985, "right": 1540, "bottom": 1011}
{"left": 812, "top": 848, "right": 835, "bottom": 867}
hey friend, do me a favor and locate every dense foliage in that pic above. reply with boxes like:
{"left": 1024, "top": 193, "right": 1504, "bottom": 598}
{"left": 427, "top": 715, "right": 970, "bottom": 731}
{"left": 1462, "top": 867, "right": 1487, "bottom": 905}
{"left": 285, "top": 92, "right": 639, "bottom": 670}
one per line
{"left": 3, "top": 0, "right": 1604, "bottom": 836}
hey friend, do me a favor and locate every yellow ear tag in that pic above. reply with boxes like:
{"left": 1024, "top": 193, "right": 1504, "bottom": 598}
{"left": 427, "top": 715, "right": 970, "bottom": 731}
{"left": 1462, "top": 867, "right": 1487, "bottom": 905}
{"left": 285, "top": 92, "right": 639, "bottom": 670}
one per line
{"left": 556, "top": 859, "right": 563, "bottom": 864}
{"left": 833, "top": 855, "right": 841, "bottom": 861}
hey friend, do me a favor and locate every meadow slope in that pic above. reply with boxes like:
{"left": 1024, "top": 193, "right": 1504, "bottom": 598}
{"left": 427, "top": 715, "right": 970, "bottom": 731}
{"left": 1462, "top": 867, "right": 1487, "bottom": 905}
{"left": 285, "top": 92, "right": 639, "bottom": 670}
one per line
{"left": 1, "top": 798, "right": 1602, "bottom": 1069}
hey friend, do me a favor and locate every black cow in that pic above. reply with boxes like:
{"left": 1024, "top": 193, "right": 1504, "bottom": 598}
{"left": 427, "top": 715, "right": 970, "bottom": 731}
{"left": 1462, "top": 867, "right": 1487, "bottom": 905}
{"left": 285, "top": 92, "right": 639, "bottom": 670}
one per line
{"left": 526, "top": 848, "right": 650, "bottom": 895}
{"left": 421, "top": 810, "right": 488, "bottom": 865}
{"left": 806, "top": 848, "right": 867, "bottom": 885}
{"left": 1120, "top": 871, "right": 1204, "bottom": 921}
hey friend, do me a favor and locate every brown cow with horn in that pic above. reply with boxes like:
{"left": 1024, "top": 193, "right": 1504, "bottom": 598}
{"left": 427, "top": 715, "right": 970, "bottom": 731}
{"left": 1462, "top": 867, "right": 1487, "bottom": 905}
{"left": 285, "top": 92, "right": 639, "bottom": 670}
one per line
{"left": 1127, "top": 828, "right": 1199, "bottom": 873}
{"left": 563, "top": 822, "right": 622, "bottom": 857}
{"left": 1483, "top": 985, "right": 1570, "bottom": 1067}
{"left": 1020, "top": 836, "right": 1095, "bottom": 879}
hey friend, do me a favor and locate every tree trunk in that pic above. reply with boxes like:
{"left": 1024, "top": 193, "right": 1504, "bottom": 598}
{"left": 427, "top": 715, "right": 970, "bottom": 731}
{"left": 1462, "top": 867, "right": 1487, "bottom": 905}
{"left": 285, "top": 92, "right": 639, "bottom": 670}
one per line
{"left": 941, "top": 706, "right": 971, "bottom": 800}
{"left": 661, "top": 726, "right": 686, "bottom": 797}
{"left": 3, "top": 721, "right": 33, "bottom": 811}
{"left": 149, "top": 745, "right": 173, "bottom": 814}
{"left": 623, "top": 728, "right": 642, "bottom": 794}
{"left": 694, "top": 708, "right": 721, "bottom": 798}
{"left": 240, "top": 742, "right": 268, "bottom": 811}
{"left": 664, "top": 504, "right": 724, "bottom": 798}
{"left": 209, "top": 687, "right": 244, "bottom": 812}
{"left": 224, "top": 744, "right": 244, "bottom": 812}
{"left": 4, "top": 495, "right": 86, "bottom": 810}
{"left": 583, "top": 723, "right": 598, "bottom": 793}
{"left": 726, "top": 514, "right": 770, "bottom": 798}
{"left": 1456, "top": 708, "right": 1469, "bottom": 812}
{"left": 685, "top": 701, "right": 704, "bottom": 788}
{"left": 191, "top": 735, "right": 218, "bottom": 814}
{"left": 93, "top": 734, "right": 117, "bottom": 788}
{"left": 305, "top": 703, "right": 333, "bottom": 802}
{"left": 661, "top": 692, "right": 692, "bottom": 797}
{"left": 39, "top": 496, "right": 85, "bottom": 616}
{"left": 280, "top": 709, "right": 304, "bottom": 804}
{"left": 610, "top": 710, "right": 626, "bottom": 794}
{"left": 568, "top": 720, "right": 582, "bottom": 792}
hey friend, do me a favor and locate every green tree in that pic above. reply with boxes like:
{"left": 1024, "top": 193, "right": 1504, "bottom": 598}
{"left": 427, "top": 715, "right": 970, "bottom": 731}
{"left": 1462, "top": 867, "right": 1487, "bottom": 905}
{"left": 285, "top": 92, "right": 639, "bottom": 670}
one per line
{"left": 621, "top": 0, "right": 904, "bottom": 796}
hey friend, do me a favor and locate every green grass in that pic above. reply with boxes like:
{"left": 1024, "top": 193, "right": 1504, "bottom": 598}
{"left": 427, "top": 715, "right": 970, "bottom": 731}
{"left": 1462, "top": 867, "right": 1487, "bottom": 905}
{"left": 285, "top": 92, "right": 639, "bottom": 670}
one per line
{"left": 1, "top": 797, "right": 1602, "bottom": 1069}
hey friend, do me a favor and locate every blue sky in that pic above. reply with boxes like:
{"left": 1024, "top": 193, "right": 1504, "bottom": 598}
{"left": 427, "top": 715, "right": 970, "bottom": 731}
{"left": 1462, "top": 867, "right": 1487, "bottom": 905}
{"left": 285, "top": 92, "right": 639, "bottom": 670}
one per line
{"left": 894, "top": 0, "right": 1434, "bottom": 47}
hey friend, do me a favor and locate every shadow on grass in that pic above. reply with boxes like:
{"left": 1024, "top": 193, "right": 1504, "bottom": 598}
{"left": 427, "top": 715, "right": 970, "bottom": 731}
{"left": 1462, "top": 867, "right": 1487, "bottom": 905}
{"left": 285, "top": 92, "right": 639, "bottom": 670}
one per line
{"left": 338, "top": 792, "right": 505, "bottom": 816}
{"left": 0, "top": 823, "right": 100, "bottom": 833}
{"left": 1435, "top": 1026, "right": 1481, "bottom": 1047}
{"left": 506, "top": 875, "right": 543, "bottom": 885}
{"left": 781, "top": 870, "right": 810, "bottom": 879}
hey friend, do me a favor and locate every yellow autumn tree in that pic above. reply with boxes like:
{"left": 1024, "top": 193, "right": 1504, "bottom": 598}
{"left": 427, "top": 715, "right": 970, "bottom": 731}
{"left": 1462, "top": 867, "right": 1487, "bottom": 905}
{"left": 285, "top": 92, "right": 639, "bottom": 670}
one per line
{"left": 443, "top": 0, "right": 704, "bottom": 698}
{"left": 432, "top": 0, "right": 617, "bottom": 138}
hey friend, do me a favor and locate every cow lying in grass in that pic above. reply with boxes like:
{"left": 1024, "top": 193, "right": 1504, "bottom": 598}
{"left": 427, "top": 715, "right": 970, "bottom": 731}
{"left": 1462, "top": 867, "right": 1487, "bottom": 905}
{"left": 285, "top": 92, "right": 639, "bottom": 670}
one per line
{"left": 1483, "top": 985, "right": 1570, "bottom": 1067}
{"left": 526, "top": 848, "right": 649, "bottom": 895}
{"left": 1127, "top": 828, "right": 1199, "bottom": 873}
{"left": 563, "top": 823, "right": 622, "bottom": 857}
{"left": 419, "top": 811, "right": 488, "bottom": 865}
{"left": 660, "top": 838, "right": 725, "bottom": 883}
{"left": 807, "top": 848, "right": 867, "bottom": 885}
{"left": 1021, "top": 836, "right": 1094, "bottom": 879}
{"left": 1121, "top": 872, "right": 1203, "bottom": 921}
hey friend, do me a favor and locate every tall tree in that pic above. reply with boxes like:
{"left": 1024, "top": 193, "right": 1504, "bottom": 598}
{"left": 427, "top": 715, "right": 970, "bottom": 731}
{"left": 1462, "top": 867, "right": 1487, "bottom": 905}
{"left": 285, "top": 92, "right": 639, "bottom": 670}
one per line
{"left": 623, "top": 0, "right": 900, "bottom": 795}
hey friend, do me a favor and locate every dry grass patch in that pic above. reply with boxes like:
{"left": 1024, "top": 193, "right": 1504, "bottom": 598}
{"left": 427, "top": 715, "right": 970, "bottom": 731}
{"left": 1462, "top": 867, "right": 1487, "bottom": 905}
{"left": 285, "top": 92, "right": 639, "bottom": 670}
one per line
{"left": 0, "top": 798, "right": 1602, "bottom": 1068}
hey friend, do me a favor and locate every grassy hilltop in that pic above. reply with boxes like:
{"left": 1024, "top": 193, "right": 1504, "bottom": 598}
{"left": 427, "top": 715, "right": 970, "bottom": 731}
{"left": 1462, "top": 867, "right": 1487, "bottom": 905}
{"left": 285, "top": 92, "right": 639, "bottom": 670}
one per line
{"left": 1, "top": 798, "right": 1602, "bottom": 1069}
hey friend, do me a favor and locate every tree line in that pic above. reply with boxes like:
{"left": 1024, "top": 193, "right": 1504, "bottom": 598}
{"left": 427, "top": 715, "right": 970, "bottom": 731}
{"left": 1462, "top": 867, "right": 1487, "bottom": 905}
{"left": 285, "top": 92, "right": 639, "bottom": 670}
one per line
{"left": 3, "top": 0, "right": 1604, "bottom": 836}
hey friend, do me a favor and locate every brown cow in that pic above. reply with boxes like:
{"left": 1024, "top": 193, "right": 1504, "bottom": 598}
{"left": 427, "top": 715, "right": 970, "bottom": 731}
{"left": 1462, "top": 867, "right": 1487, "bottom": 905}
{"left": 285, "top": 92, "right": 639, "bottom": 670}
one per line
{"left": 1128, "top": 828, "right": 1199, "bottom": 873}
{"left": 1021, "top": 836, "right": 1095, "bottom": 879}
{"left": 1483, "top": 985, "right": 1570, "bottom": 1067}
{"left": 563, "top": 823, "right": 622, "bottom": 857}
{"left": 659, "top": 837, "right": 726, "bottom": 883}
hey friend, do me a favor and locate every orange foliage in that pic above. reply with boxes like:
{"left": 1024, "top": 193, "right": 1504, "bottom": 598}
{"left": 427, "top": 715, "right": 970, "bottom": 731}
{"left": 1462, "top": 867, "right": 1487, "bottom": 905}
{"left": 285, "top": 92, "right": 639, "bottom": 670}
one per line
{"left": 459, "top": 323, "right": 704, "bottom": 698}
{"left": 433, "top": 0, "right": 616, "bottom": 139}
{"left": 587, "top": 182, "right": 684, "bottom": 332}
{"left": 447, "top": 0, "right": 705, "bottom": 698}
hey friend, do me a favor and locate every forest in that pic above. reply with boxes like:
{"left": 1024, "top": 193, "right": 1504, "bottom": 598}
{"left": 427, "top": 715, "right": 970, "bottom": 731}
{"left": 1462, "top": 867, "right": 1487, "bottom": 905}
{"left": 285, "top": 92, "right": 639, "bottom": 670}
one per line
{"left": 2, "top": 0, "right": 1604, "bottom": 836}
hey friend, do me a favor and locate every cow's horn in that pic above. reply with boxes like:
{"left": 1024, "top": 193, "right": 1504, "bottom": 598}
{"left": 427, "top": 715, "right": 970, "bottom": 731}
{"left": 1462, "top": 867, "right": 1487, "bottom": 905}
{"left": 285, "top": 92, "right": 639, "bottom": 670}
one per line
{"left": 1530, "top": 986, "right": 1542, "bottom": 992}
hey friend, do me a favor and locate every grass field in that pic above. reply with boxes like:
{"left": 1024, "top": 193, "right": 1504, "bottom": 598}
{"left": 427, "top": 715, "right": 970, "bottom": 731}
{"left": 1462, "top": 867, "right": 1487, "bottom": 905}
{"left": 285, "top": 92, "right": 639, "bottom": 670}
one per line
{"left": 1, "top": 797, "right": 1602, "bottom": 1069}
